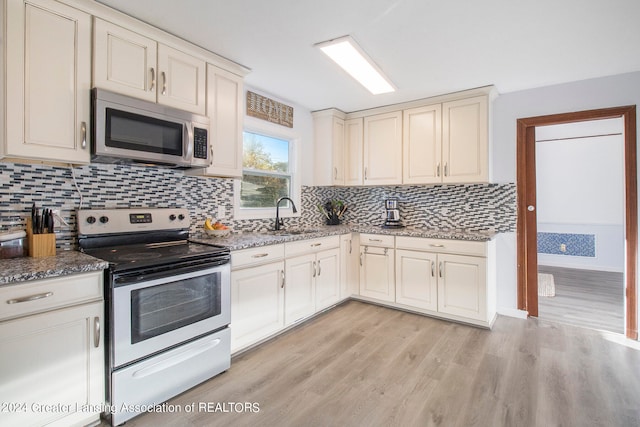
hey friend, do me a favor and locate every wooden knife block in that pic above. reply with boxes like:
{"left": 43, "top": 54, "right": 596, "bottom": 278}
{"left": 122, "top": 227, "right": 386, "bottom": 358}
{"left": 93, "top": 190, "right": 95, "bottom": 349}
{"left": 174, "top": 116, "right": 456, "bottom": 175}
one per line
{"left": 26, "top": 218, "right": 56, "bottom": 257}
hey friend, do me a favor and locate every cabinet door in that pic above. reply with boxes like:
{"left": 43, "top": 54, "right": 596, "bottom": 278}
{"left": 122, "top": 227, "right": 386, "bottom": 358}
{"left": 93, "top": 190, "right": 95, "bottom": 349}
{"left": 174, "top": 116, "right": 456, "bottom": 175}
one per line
{"left": 157, "top": 44, "right": 206, "bottom": 115}
{"left": 231, "top": 262, "right": 284, "bottom": 352}
{"left": 403, "top": 104, "right": 442, "bottom": 184}
{"left": 93, "top": 18, "right": 157, "bottom": 102}
{"left": 442, "top": 96, "right": 488, "bottom": 183}
{"left": 344, "top": 118, "right": 364, "bottom": 186}
{"left": 359, "top": 246, "right": 395, "bottom": 302}
{"left": 5, "top": 0, "right": 91, "bottom": 164}
{"left": 205, "top": 64, "right": 243, "bottom": 177}
{"left": 331, "top": 117, "right": 346, "bottom": 185}
{"left": 284, "top": 254, "right": 316, "bottom": 325}
{"left": 395, "top": 249, "right": 438, "bottom": 311}
{"left": 340, "top": 234, "right": 359, "bottom": 300}
{"left": 0, "top": 302, "right": 104, "bottom": 427}
{"left": 315, "top": 248, "right": 340, "bottom": 310}
{"left": 363, "top": 111, "right": 402, "bottom": 185}
{"left": 437, "top": 253, "right": 487, "bottom": 321}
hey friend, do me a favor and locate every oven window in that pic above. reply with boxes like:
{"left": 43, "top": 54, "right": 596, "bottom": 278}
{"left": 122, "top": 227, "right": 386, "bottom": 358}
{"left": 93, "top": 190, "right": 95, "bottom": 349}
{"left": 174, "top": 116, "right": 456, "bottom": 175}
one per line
{"left": 130, "top": 273, "right": 221, "bottom": 344}
{"left": 106, "top": 108, "right": 183, "bottom": 155}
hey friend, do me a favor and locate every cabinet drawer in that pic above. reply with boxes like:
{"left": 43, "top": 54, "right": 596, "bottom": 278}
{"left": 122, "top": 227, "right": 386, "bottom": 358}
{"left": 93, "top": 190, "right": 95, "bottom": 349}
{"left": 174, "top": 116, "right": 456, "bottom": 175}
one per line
{"left": 360, "top": 233, "right": 395, "bottom": 248}
{"left": 396, "top": 236, "right": 486, "bottom": 257}
{"left": 232, "top": 244, "right": 284, "bottom": 270}
{"left": 0, "top": 271, "right": 103, "bottom": 321}
{"left": 285, "top": 236, "right": 340, "bottom": 257}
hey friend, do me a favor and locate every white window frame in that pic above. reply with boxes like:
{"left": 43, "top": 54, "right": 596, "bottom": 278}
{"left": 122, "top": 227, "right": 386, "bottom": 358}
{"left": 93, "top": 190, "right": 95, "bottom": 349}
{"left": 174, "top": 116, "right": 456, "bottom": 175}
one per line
{"left": 234, "top": 118, "right": 301, "bottom": 220}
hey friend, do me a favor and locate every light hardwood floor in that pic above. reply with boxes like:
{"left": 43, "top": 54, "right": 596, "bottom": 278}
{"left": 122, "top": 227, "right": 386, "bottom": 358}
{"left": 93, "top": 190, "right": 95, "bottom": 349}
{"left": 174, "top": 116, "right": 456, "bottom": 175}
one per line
{"left": 117, "top": 301, "right": 640, "bottom": 427}
{"left": 538, "top": 266, "right": 624, "bottom": 334}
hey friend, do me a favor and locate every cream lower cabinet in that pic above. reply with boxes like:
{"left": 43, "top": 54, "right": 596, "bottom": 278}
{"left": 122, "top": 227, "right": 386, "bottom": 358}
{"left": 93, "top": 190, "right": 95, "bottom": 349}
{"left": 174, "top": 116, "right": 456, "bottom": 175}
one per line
{"left": 437, "top": 253, "right": 487, "bottom": 321}
{"left": 395, "top": 249, "right": 438, "bottom": 311}
{"left": 230, "top": 261, "right": 285, "bottom": 353}
{"left": 395, "top": 236, "right": 490, "bottom": 324}
{"left": 3, "top": 0, "right": 92, "bottom": 164}
{"left": 359, "top": 234, "right": 395, "bottom": 302}
{"left": 284, "top": 236, "right": 341, "bottom": 325}
{"left": 0, "top": 272, "right": 104, "bottom": 427}
{"left": 230, "top": 245, "right": 285, "bottom": 353}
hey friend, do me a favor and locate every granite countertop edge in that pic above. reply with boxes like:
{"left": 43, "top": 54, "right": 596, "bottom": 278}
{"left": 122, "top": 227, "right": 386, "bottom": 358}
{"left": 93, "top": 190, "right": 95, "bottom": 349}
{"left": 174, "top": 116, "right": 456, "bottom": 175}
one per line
{"left": 191, "top": 224, "right": 501, "bottom": 251}
{"left": 0, "top": 251, "right": 109, "bottom": 286}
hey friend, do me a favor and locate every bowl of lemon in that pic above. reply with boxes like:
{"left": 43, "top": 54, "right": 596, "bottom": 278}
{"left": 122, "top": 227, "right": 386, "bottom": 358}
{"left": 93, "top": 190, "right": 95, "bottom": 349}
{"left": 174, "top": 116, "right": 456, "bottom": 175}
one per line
{"left": 204, "top": 218, "right": 231, "bottom": 237}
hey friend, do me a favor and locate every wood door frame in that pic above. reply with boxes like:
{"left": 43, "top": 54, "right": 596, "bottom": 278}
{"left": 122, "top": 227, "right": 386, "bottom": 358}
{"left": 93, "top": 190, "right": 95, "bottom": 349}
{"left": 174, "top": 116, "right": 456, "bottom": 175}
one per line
{"left": 516, "top": 106, "right": 638, "bottom": 340}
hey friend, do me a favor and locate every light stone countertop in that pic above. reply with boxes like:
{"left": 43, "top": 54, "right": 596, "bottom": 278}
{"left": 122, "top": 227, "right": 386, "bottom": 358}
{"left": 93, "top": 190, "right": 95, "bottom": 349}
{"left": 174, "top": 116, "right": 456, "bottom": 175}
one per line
{"left": 190, "top": 224, "right": 497, "bottom": 251}
{"left": 0, "top": 251, "right": 108, "bottom": 286}
{"left": 1, "top": 224, "right": 498, "bottom": 285}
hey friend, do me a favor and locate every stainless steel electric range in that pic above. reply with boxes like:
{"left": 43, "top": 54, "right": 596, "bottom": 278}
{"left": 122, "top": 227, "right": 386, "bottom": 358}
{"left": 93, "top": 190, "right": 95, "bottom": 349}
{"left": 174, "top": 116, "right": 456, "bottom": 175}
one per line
{"left": 78, "top": 208, "right": 230, "bottom": 426}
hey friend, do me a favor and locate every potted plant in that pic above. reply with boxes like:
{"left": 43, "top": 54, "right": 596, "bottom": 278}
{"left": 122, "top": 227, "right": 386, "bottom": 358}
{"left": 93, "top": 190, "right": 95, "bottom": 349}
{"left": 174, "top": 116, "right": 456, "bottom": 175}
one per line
{"left": 318, "top": 199, "right": 347, "bottom": 225}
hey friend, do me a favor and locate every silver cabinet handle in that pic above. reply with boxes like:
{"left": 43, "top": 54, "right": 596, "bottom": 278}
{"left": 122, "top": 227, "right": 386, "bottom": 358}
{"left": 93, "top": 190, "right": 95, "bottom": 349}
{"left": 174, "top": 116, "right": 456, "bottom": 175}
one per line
{"left": 369, "top": 238, "right": 382, "bottom": 242}
{"left": 312, "top": 261, "right": 317, "bottom": 278}
{"left": 94, "top": 316, "right": 100, "bottom": 348}
{"left": 431, "top": 261, "right": 435, "bottom": 277}
{"left": 429, "top": 244, "right": 445, "bottom": 248}
{"left": 364, "top": 167, "right": 368, "bottom": 181}
{"left": 81, "top": 122, "right": 87, "bottom": 149}
{"left": 439, "top": 262, "right": 443, "bottom": 278}
{"left": 281, "top": 270, "right": 285, "bottom": 288}
{"left": 7, "top": 292, "right": 53, "bottom": 304}
{"left": 437, "top": 163, "right": 441, "bottom": 177}
{"left": 252, "top": 253, "right": 269, "bottom": 258}
{"left": 383, "top": 248, "right": 388, "bottom": 256}
{"left": 161, "top": 71, "right": 167, "bottom": 95}
{"left": 349, "top": 239, "right": 352, "bottom": 254}
{"left": 334, "top": 167, "right": 338, "bottom": 180}
{"left": 359, "top": 253, "right": 363, "bottom": 266}
{"left": 311, "top": 243, "right": 322, "bottom": 247}
{"left": 150, "top": 67, "right": 155, "bottom": 91}
{"left": 317, "top": 260, "right": 321, "bottom": 276}
{"left": 444, "top": 163, "right": 449, "bottom": 177}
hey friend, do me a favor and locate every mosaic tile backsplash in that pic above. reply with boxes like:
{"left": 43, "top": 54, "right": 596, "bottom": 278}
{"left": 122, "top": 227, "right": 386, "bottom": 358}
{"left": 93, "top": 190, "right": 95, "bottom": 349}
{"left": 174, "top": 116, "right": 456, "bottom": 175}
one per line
{"left": 537, "top": 232, "right": 596, "bottom": 257}
{"left": 1, "top": 163, "right": 516, "bottom": 250}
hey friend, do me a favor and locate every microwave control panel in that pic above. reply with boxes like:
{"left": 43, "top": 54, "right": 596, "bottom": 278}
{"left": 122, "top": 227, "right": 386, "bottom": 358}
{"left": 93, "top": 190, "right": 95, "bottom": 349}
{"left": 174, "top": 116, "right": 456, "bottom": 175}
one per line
{"left": 194, "top": 127, "right": 208, "bottom": 159}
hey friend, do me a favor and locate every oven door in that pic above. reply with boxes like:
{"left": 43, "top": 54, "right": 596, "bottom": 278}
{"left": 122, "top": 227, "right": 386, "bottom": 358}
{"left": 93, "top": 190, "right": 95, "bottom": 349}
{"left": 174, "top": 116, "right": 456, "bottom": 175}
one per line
{"left": 112, "top": 263, "right": 230, "bottom": 367}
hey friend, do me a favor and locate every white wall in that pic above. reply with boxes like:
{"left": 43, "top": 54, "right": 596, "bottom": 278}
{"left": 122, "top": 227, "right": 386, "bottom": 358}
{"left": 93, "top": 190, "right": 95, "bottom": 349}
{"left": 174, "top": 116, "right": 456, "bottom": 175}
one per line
{"left": 535, "top": 127, "right": 624, "bottom": 272}
{"left": 492, "top": 71, "right": 640, "bottom": 318}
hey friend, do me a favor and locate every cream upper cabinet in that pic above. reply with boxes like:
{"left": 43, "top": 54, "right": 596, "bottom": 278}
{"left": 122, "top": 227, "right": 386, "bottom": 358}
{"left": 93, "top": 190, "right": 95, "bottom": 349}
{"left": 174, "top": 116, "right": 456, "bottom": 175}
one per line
{"left": 3, "top": 0, "right": 92, "bottom": 164}
{"left": 363, "top": 111, "right": 402, "bottom": 185}
{"left": 93, "top": 18, "right": 157, "bottom": 102}
{"left": 442, "top": 95, "right": 488, "bottom": 183}
{"left": 201, "top": 64, "right": 244, "bottom": 177}
{"left": 313, "top": 109, "right": 346, "bottom": 186}
{"left": 93, "top": 18, "right": 206, "bottom": 115}
{"left": 344, "top": 118, "right": 364, "bottom": 186}
{"left": 403, "top": 104, "right": 442, "bottom": 184}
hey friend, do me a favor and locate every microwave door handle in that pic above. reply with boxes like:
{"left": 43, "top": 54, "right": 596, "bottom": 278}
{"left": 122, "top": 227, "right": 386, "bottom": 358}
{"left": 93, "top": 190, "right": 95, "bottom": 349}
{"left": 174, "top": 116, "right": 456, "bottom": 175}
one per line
{"left": 185, "top": 123, "right": 194, "bottom": 160}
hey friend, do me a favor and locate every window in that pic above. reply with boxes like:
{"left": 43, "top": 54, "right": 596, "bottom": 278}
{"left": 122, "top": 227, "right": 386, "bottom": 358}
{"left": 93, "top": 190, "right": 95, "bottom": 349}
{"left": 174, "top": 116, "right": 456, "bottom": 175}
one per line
{"left": 235, "top": 130, "right": 298, "bottom": 219}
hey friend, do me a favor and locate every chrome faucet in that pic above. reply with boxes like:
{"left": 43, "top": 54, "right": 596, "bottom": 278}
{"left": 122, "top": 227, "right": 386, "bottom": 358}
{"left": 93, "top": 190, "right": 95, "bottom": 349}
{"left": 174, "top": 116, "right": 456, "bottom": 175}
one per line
{"left": 274, "top": 196, "right": 298, "bottom": 231}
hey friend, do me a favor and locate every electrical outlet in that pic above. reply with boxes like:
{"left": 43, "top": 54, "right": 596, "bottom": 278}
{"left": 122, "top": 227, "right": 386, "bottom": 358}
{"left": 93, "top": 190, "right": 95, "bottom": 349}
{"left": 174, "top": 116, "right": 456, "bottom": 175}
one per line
{"left": 217, "top": 206, "right": 225, "bottom": 219}
{"left": 560, "top": 243, "right": 567, "bottom": 253}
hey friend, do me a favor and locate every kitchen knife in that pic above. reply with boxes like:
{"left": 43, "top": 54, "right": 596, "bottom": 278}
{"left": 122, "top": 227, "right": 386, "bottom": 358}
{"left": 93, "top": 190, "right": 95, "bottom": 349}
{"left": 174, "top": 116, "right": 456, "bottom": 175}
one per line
{"left": 47, "top": 210, "right": 54, "bottom": 233}
{"left": 31, "top": 203, "right": 36, "bottom": 234}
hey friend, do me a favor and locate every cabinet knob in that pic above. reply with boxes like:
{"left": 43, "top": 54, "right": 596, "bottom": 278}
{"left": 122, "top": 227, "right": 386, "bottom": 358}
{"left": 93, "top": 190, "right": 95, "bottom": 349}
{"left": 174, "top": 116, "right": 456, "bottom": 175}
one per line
{"left": 527, "top": 205, "right": 535, "bottom": 212}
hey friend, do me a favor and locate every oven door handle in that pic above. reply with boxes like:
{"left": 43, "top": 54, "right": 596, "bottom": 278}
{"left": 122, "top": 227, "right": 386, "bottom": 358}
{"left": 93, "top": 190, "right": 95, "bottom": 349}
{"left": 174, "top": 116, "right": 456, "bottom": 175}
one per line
{"left": 114, "top": 260, "right": 229, "bottom": 287}
{"left": 131, "top": 337, "right": 223, "bottom": 379}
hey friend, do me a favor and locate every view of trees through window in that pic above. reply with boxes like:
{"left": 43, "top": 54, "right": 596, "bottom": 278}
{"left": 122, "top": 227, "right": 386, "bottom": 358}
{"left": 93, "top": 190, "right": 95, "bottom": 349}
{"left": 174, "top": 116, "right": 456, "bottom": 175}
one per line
{"left": 241, "top": 131, "right": 292, "bottom": 208}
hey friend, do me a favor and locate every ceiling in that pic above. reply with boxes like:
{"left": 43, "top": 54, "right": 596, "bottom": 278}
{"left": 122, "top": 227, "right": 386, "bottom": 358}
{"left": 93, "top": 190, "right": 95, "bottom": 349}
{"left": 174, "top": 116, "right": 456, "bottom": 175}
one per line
{"left": 96, "top": 0, "right": 640, "bottom": 113}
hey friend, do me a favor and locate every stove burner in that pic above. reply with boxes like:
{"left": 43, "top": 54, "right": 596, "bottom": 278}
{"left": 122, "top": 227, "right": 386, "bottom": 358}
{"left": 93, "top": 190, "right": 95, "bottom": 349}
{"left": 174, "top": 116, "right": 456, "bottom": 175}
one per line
{"left": 118, "top": 252, "right": 164, "bottom": 261}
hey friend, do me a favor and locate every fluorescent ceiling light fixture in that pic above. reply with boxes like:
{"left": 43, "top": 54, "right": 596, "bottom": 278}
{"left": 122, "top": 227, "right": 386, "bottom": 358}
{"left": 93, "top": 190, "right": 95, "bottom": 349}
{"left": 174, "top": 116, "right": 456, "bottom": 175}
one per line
{"left": 316, "top": 35, "right": 396, "bottom": 95}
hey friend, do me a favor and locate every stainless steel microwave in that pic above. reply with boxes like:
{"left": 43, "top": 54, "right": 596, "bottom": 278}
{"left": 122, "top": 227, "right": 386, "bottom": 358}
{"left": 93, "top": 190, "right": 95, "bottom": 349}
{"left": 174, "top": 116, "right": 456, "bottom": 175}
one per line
{"left": 91, "top": 88, "right": 210, "bottom": 168}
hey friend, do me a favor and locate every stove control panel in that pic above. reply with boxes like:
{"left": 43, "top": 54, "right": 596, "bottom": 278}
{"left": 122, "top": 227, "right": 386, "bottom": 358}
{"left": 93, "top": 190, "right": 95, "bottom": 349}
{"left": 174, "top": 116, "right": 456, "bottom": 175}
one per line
{"left": 77, "top": 208, "right": 191, "bottom": 236}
